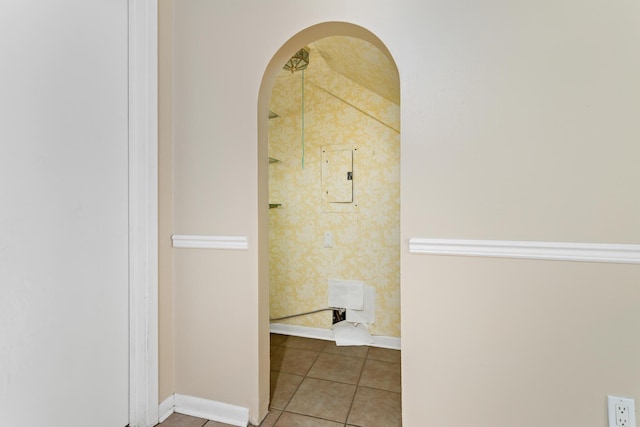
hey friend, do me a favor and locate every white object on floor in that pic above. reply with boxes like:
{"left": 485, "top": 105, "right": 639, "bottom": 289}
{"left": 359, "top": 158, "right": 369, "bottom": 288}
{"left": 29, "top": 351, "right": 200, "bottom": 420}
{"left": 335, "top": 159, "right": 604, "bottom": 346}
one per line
{"left": 328, "top": 279, "right": 364, "bottom": 310}
{"left": 332, "top": 320, "right": 373, "bottom": 346}
{"left": 346, "top": 285, "right": 376, "bottom": 324}
{"left": 270, "top": 323, "right": 401, "bottom": 350}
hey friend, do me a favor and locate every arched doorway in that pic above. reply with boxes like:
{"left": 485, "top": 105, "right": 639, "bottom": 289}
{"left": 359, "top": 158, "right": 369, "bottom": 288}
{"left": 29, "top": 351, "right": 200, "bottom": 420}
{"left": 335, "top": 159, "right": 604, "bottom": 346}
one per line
{"left": 258, "top": 22, "right": 401, "bottom": 423}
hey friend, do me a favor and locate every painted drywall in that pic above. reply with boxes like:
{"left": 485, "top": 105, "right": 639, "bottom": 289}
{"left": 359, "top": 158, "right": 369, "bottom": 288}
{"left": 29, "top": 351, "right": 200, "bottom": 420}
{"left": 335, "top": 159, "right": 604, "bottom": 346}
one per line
{"left": 158, "top": 0, "right": 175, "bottom": 403}
{"left": 0, "top": 2, "right": 130, "bottom": 426}
{"left": 403, "top": 255, "right": 640, "bottom": 425}
{"left": 268, "top": 42, "right": 400, "bottom": 337}
{"left": 166, "top": 1, "right": 640, "bottom": 425}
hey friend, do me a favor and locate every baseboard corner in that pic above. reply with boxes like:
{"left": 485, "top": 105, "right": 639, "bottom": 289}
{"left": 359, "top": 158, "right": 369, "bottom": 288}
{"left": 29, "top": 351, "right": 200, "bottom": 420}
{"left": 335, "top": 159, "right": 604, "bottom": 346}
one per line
{"left": 158, "top": 394, "right": 175, "bottom": 423}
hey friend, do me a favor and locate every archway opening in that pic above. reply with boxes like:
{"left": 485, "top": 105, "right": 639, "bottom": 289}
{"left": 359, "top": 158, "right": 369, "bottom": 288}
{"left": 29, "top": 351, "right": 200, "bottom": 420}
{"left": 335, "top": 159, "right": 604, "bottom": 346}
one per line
{"left": 258, "top": 22, "right": 401, "bottom": 423}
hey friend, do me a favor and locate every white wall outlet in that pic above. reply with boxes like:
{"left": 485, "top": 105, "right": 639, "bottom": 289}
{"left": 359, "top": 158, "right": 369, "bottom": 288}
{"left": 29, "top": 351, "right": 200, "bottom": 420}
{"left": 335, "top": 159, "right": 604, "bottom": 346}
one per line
{"left": 324, "top": 231, "right": 333, "bottom": 248}
{"left": 608, "top": 396, "right": 636, "bottom": 427}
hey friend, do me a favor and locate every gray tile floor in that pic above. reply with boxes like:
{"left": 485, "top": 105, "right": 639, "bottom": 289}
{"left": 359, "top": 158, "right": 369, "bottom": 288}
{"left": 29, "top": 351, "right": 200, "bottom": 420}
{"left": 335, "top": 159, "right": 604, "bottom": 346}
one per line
{"left": 157, "top": 334, "right": 402, "bottom": 427}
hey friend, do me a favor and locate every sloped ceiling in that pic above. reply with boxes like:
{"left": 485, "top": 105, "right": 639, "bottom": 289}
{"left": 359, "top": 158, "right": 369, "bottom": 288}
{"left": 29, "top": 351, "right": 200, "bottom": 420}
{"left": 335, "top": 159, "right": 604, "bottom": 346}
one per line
{"left": 269, "top": 36, "right": 400, "bottom": 126}
{"left": 312, "top": 36, "right": 399, "bottom": 105}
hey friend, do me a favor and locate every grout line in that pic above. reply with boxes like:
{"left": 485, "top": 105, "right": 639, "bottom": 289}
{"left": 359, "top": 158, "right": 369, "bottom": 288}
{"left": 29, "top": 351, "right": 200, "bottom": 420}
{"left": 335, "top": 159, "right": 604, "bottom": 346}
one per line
{"left": 270, "top": 336, "right": 316, "bottom": 415}
{"left": 260, "top": 408, "right": 283, "bottom": 427}
{"left": 280, "top": 370, "right": 305, "bottom": 413}
{"left": 303, "top": 350, "right": 321, "bottom": 377}
{"left": 343, "top": 346, "right": 370, "bottom": 425}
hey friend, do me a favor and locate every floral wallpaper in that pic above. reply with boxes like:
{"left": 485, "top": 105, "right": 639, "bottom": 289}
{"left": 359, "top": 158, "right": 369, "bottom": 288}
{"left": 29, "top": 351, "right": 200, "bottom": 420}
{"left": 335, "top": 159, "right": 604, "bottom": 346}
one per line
{"left": 268, "top": 38, "right": 400, "bottom": 338}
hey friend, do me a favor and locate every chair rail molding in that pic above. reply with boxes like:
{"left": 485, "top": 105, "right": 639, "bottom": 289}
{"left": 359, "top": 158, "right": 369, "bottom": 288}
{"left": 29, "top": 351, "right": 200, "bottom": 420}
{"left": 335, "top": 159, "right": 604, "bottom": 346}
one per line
{"left": 172, "top": 234, "right": 249, "bottom": 250}
{"left": 408, "top": 238, "right": 640, "bottom": 264}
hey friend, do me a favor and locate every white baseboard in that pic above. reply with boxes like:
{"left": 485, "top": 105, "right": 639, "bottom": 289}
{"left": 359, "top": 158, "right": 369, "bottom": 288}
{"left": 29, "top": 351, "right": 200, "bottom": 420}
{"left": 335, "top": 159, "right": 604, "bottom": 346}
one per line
{"left": 270, "top": 323, "right": 401, "bottom": 350}
{"left": 270, "top": 323, "right": 334, "bottom": 341}
{"left": 158, "top": 395, "right": 175, "bottom": 423}
{"left": 370, "top": 334, "right": 402, "bottom": 350}
{"left": 158, "top": 393, "right": 249, "bottom": 427}
{"left": 174, "top": 394, "right": 249, "bottom": 426}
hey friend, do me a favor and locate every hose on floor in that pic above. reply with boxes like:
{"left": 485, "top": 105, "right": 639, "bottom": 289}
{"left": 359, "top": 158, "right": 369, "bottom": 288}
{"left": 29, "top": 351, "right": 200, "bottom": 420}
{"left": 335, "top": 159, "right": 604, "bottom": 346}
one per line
{"left": 270, "top": 307, "right": 338, "bottom": 322}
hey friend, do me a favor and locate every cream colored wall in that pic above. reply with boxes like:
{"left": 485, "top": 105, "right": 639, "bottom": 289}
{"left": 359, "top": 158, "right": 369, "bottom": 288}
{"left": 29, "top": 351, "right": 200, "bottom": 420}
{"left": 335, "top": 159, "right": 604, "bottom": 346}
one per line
{"left": 171, "top": 1, "right": 263, "bottom": 419}
{"left": 403, "top": 256, "right": 640, "bottom": 425}
{"left": 158, "top": 0, "right": 175, "bottom": 403}
{"left": 268, "top": 43, "right": 400, "bottom": 337}
{"left": 165, "top": 1, "right": 640, "bottom": 425}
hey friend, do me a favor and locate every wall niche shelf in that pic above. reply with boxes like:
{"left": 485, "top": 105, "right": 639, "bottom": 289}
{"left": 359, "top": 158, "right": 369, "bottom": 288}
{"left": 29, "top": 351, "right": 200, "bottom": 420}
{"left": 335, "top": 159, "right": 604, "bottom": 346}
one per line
{"left": 269, "top": 156, "right": 280, "bottom": 208}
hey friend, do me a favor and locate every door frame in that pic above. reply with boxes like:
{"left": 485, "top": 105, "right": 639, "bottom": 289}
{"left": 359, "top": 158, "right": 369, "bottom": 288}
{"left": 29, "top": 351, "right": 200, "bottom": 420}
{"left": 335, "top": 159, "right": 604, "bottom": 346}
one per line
{"left": 128, "top": 1, "right": 159, "bottom": 426}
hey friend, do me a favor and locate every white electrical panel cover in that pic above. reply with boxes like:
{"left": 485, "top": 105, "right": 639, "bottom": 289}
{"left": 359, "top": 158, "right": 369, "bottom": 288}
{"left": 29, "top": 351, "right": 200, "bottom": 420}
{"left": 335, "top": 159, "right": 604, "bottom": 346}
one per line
{"left": 322, "top": 144, "right": 359, "bottom": 213}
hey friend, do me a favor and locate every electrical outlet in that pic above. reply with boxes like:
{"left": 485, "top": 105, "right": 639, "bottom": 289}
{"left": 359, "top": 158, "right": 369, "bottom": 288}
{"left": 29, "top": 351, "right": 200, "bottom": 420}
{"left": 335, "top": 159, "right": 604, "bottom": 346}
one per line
{"left": 618, "top": 404, "right": 631, "bottom": 426}
{"left": 608, "top": 396, "right": 636, "bottom": 427}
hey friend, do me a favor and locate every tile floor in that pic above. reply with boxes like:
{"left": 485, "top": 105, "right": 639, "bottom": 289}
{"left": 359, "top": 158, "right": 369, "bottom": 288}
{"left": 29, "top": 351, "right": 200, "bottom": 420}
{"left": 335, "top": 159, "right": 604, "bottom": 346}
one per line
{"left": 157, "top": 334, "right": 401, "bottom": 427}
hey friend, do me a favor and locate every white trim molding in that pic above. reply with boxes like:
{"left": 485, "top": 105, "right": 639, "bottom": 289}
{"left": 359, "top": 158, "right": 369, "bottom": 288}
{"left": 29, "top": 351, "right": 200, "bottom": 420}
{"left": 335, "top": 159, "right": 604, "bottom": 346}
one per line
{"left": 173, "top": 394, "right": 249, "bottom": 427}
{"left": 128, "top": 0, "right": 159, "bottom": 426}
{"left": 172, "top": 234, "right": 249, "bottom": 250}
{"left": 270, "top": 323, "right": 402, "bottom": 350}
{"left": 408, "top": 238, "right": 640, "bottom": 264}
{"left": 270, "top": 323, "right": 334, "bottom": 341}
{"left": 158, "top": 395, "right": 175, "bottom": 424}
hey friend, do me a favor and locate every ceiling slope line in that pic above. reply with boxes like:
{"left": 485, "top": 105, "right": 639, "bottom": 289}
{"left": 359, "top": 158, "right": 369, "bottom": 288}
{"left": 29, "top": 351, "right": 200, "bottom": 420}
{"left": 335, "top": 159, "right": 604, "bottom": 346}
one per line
{"left": 305, "top": 78, "right": 400, "bottom": 134}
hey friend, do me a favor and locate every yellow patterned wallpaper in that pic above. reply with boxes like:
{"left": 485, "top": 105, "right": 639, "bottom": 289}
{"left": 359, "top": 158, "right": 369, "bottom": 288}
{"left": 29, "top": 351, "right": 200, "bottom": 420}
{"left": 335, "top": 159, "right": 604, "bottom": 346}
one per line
{"left": 268, "top": 37, "right": 400, "bottom": 338}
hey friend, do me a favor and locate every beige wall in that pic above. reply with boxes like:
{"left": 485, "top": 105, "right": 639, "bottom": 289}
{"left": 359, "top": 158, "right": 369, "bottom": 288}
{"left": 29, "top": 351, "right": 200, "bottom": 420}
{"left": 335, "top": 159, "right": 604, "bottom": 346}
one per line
{"left": 161, "top": 1, "right": 640, "bottom": 425}
{"left": 268, "top": 43, "right": 400, "bottom": 337}
{"left": 403, "top": 256, "right": 640, "bottom": 425}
